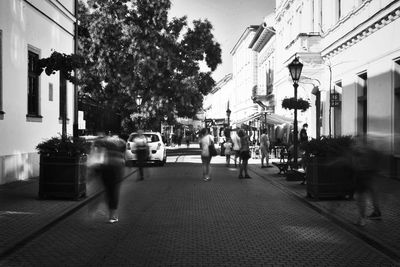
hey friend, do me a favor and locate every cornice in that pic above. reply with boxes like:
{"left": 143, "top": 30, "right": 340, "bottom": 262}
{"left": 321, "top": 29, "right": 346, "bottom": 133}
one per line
{"left": 275, "top": 0, "right": 295, "bottom": 23}
{"left": 322, "top": 0, "right": 372, "bottom": 37}
{"left": 211, "top": 73, "right": 233, "bottom": 94}
{"left": 285, "top": 32, "right": 321, "bottom": 50}
{"left": 322, "top": 1, "right": 400, "bottom": 59}
{"left": 230, "top": 25, "right": 259, "bottom": 55}
{"left": 250, "top": 26, "right": 275, "bottom": 52}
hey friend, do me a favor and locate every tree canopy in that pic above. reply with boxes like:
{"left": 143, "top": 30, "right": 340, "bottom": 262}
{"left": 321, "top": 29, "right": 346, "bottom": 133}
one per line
{"left": 75, "top": 0, "right": 221, "bottom": 132}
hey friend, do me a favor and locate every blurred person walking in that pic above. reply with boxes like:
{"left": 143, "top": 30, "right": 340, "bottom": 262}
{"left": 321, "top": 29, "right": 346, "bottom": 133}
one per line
{"left": 134, "top": 130, "right": 149, "bottom": 181}
{"left": 199, "top": 128, "right": 214, "bottom": 181}
{"left": 238, "top": 129, "right": 251, "bottom": 179}
{"left": 90, "top": 133, "right": 126, "bottom": 223}
{"left": 186, "top": 135, "right": 190, "bottom": 148}
{"left": 231, "top": 128, "right": 241, "bottom": 168}
{"left": 352, "top": 135, "right": 382, "bottom": 226}
{"left": 260, "top": 129, "right": 271, "bottom": 168}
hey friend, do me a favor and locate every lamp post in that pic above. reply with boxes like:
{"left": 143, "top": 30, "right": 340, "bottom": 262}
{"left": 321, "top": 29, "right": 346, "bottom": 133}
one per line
{"left": 162, "top": 114, "right": 168, "bottom": 133}
{"left": 288, "top": 56, "right": 303, "bottom": 166}
{"left": 226, "top": 107, "right": 231, "bottom": 128}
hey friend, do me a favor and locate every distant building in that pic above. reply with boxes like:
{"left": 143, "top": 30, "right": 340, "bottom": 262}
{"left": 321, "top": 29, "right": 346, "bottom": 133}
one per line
{"left": 0, "top": 0, "right": 77, "bottom": 184}
{"left": 230, "top": 25, "right": 259, "bottom": 126}
{"left": 203, "top": 73, "right": 233, "bottom": 140}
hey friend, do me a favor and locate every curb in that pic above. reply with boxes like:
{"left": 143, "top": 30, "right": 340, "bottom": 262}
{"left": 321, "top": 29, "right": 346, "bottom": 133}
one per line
{"left": 248, "top": 165, "right": 400, "bottom": 265}
{"left": 0, "top": 169, "right": 137, "bottom": 258}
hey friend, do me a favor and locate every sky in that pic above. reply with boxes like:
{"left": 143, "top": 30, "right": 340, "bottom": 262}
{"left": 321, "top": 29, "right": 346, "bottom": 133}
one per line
{"left": 169, "top": 0, "right": 276, "bottom": 83}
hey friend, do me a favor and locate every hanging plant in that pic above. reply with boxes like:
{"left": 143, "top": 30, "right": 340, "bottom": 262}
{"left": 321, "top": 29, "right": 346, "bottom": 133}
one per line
{"left": 36, "top": 51, "right": 85, "bottom": 83}
{"left": 282, "top": 97, "right": 311, "bottom": 112}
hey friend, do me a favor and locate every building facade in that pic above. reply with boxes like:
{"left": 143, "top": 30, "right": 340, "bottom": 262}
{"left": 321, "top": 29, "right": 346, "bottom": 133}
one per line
{"left": 274, "top": 0, "right": 400, "bottom": 177}
{"left": 0, "top": 0, "right": 77, "bottom": 184}
{"left": 230, "top": 26, "right": 259, "bottom": 125}
{"left": 203, "top": 73, "right": 233, "bottom": 140}
{"left": 320, "top": 0, "right": 400, "bottom": 177}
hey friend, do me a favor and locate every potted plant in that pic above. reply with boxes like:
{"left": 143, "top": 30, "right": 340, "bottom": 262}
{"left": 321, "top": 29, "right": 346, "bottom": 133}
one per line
{"left": 36, "top": 135, "right": 91, "bottom": 200}
{"left": 301, "top": 136, "right": 355, "bottom": 199}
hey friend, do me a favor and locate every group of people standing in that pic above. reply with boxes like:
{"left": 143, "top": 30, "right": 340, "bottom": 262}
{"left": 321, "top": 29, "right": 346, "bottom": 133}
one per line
{"left": 199, "top": 127, "right": 273, "bottom": 181}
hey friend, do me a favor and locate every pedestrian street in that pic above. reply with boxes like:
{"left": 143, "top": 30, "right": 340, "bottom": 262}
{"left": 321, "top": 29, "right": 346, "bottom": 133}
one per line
{"left": 0, "top": 155, "right": 396, "bottom": 267}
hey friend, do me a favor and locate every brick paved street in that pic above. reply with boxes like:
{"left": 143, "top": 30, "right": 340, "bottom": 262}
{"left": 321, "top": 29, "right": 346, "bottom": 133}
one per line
{"left": 0, "top": 154, "right": 397, "bottom": 267}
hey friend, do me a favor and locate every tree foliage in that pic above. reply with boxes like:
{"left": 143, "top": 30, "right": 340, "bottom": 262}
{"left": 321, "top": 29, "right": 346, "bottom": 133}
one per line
{"left": 76, "top": 0, "right": 221, "bottom": 132}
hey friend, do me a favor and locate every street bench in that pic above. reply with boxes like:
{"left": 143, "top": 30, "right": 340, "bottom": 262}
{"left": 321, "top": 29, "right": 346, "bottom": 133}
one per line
{"left": 272, "top": 161, "right": 301, "bottom": 174}
{"left": 272, "top": 162, "right": 289, "bottom": 174}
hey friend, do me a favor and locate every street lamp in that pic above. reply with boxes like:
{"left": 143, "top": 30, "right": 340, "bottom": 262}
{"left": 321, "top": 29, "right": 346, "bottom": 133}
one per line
{"left": 226, "top": 107, "right": 231, "bottom": 128}
{"left": 136, "top": 94, "right": 143, "bottom": 107}
{"left": 136, "top": 94, "right": 143, "bottom": 128}
{"left": 288, "top": 56, "right": 303, "bottom": 166}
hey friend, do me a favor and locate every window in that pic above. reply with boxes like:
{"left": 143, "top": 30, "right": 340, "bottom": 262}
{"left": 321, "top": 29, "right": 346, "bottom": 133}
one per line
{"left": 357, "top": 72, "right": 367, "bottom": 135}
{"left": 337, "top": 0, "right": 342, "bottom": 21}
{"left": 0, "top": 29, "right": 3, "bottom": 115}
{"left": 266, "top": 58, "right": 274, "bottom": 95}
{"left": 59, "top": 72, "right": 67, "bottom": 119}
{"left": 49, "top": 83, "right": 53, "bottom": 101}
{"left": 394, "top": 60, "right": 400, "bottom": 154}
{"left": 27, "top": 49, "right": 40, "bottom": 116}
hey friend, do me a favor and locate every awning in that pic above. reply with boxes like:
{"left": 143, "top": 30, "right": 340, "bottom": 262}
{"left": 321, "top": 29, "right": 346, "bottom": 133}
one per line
{"left": 233, "top": 113, "right": 260, "bottom": 125}
{"left": 234, "top": 112, "right": 294, "bottom": 126}
{"left": 265, "top": 113, "right": 294, "bottom": 125}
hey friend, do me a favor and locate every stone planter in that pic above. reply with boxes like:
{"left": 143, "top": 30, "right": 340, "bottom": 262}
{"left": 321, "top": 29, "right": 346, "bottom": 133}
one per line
{"left": 306, "top": 156, "right": 354, "bottom": 200}
{"left": 38, "top": 154, "right": 87, "bottom": 200}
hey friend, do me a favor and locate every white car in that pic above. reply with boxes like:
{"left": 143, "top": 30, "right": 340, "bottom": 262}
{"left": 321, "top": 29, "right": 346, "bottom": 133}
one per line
{"left": 125, "top": 132, "right": 167, "bottom": 166}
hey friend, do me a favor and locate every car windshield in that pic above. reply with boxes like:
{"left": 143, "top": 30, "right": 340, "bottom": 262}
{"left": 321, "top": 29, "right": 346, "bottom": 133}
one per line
{"left": 128, "top": 133, "right": 160, "bottom": 143}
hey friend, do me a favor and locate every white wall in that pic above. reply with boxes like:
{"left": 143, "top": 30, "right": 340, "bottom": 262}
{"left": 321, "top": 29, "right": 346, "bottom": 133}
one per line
{"left": 325, "top": 2, "right": 400, "bottom": 154}
{"left": 0, "top": 0, "right": 76, "bottom": 184}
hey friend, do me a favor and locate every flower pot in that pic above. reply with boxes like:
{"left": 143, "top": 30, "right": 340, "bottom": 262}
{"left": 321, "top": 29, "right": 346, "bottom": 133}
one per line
{"left": 306, "top": 156, "right": 354, "bottom": 200}
{"left": 38, "top": 154, "right": 87, "bottom": 200}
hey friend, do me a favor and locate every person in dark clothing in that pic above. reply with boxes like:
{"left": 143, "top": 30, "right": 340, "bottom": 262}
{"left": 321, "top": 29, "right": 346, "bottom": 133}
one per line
{"left": 91, "top": 133, "right": 126, "bottom": 223}
{"left": 352, "top": 136, "right": 382, "bottom": 226}
{"left": 299, "top": 123, "right": 308, "bottom": 143}
{"left": 134, "top": 130, "right": 148, "bottom": 181}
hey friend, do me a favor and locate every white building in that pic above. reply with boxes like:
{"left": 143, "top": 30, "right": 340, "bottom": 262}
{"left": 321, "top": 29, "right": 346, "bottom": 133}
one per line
{"left": 0, "top": 0, "right": 77, "bottom": 184}
{"left": 274, "top": 0, "right": 326, "bottom": 141}
{"left": 249, "top": 14, "right": 294, "bottom": 140}
{"left": 320, "top": 0, "right": 400, "bottom": 177}
{"left": 273, "top": 0, "right": 400, "bottom": 177}
{"left": 230, "top": 25, "right": 259, "bottom": 125}
{"left": 203, "top": 73, "right": 233, "bottom": 140}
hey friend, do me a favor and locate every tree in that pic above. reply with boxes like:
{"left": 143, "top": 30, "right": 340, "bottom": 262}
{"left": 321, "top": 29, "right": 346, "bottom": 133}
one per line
{"left": 77, "top": 0, "right": 222, "bottom": 133}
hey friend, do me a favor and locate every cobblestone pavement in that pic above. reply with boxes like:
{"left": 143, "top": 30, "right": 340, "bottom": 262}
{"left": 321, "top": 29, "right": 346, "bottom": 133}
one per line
{"left": 246, "top": 156, "right": 400, "bottom": 263}
{"left": 0, "top": 155, "right": 397, "bottom": 266}
{"left": 0, "top": 167, "right": 136, "bottom": 257}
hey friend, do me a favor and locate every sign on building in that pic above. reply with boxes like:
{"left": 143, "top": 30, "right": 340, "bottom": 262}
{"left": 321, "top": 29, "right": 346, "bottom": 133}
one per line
{"left": 330, "top": 92, "right": 341, "bottom": 108}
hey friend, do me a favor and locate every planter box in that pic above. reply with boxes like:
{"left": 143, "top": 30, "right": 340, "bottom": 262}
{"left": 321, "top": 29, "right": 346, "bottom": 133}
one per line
{"left": 38, "top": 154, "right": 87, "bottom": 200}
{"left": 306, "top": 156, "right": 354, "bottom": 200}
